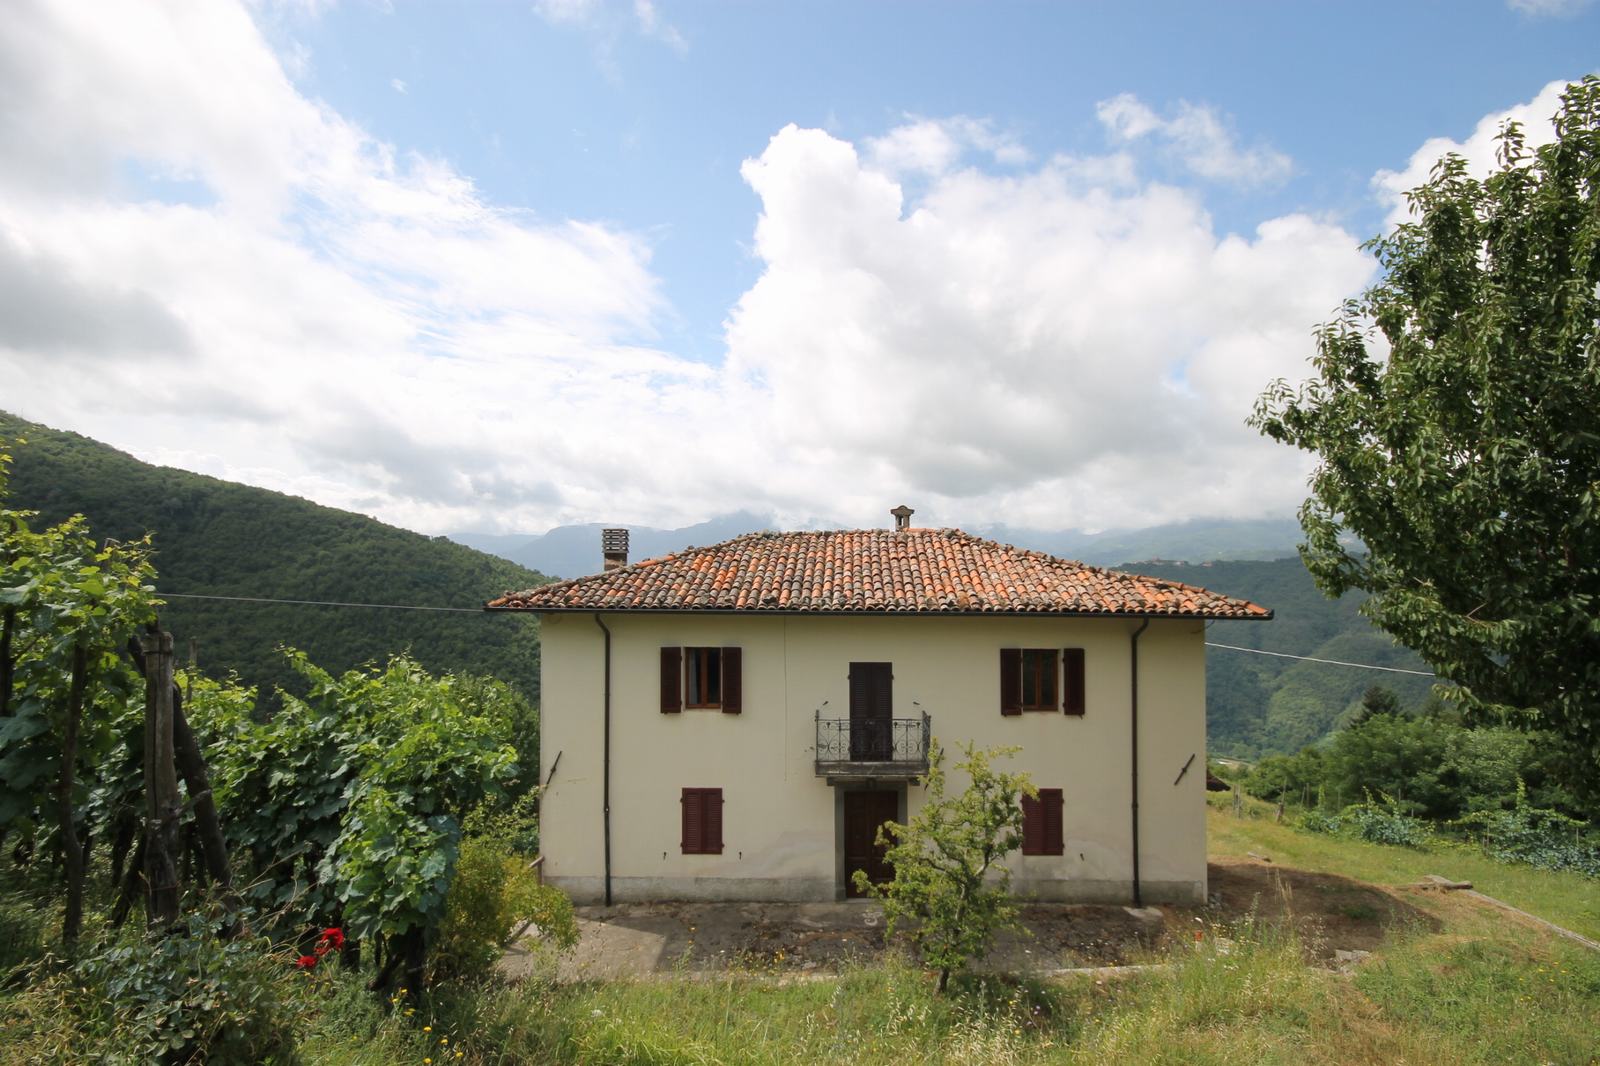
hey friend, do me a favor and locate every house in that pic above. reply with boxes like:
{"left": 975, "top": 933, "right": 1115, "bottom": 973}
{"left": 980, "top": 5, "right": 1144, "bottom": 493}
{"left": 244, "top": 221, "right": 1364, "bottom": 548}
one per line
{"left": 486, "top": 508, "right": 1271, "bottom": 907}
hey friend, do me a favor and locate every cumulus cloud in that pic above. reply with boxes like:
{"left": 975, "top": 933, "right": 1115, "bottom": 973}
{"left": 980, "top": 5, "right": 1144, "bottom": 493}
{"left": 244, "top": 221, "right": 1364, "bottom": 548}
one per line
{"left": 724, "top": 125, "right": 1368, "bottom": 529}
{"left": 1373, "top": 78, "right": 1572, "bottom": 225}
{"left": 1096, "top": 93, "right": 1293, "bottom": 187}
{"left": 1, "top": 1, "right": 1390, "bottom": 537}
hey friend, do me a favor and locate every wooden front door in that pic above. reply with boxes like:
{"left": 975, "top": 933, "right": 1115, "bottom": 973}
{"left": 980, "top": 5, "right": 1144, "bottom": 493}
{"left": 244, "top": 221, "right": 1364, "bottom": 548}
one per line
{"left": 848, "top": 661, "right": 892, "bottom": 760}
{"left": 843, "top": 790, "right": 898, "bottom": 897}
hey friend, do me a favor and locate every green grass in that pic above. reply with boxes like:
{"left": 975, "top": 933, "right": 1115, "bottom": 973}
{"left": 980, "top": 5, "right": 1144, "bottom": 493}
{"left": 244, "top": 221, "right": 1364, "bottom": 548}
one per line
{"left": 1207, "top": 796, "right": 1600, "bottom": 942}
{"left": 5, "top": 810, "right": 1598, "bottom": 1064}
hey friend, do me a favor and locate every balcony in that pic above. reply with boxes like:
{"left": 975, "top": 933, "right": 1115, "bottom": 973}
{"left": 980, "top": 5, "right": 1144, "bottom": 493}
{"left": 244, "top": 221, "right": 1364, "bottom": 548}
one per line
{"left": 814, "top": 712, "right": 930, "bottom": 781}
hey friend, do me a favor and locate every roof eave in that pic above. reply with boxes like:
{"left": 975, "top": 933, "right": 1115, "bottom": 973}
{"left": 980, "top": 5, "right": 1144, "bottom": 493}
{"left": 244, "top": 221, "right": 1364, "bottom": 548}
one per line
{"left": 484, "top": 604, "right": 1273, "bottom": 620}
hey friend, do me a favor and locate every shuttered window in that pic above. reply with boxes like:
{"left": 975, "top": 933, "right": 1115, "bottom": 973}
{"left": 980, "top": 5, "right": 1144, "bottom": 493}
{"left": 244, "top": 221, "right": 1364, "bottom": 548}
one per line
{"left": 721, "top": 647, "right": 742, "bottom": 714}
{"left": 660, "top": 647, "right": 681, "bottom": 713}
{"left": 1021, "top": 649, "right": 1058, "bottom": 710}
{"left": 1002, "top": 648, "right": 1080, "bottom": 715}
{"left": 1021, "top": 788, "right": 1064, "bottom": 856}
{"left": 999, "top": 648, "right": 1022, "bottom": 715}
{"left": 1062, "top": 648, "right": 1086, "bottom": 716}
{"left": 681, "top": 787, "right": 724, "bottom": 854}
{"left": 685, "top": 647, "right": 722, "bottom": 707}
{"left": 662, "top": 646, "right": 743, "bottom": 712}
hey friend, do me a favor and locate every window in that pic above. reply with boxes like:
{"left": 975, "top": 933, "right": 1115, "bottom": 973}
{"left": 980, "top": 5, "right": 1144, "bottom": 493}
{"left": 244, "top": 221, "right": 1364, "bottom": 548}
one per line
{"left": 660, "top": 647, "right": 743, "bottom": 714}
{"left": 685, "top": 647, "right": 722, "bottom": 708}
{"left": 1020, "top": 649, "right": 1057, "bottom": 711}
{"left": 1021, "top": 788, "right": 1064, "bottom": 855}
{"left": 1000, "top": 648, "right": 1086, "bottom": 715}
{"left": 681, "top": 787, "right": 724, "bottom": 854}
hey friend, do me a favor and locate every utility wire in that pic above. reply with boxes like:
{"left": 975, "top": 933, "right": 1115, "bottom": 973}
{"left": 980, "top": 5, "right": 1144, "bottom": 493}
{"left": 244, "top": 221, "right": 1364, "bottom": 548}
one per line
{"left": 159, "top": 592, "right": 486, "bottom": 614}
{"left": 159, "top": 594, "right": 1430, "bottom": 675}
{"left": 1205, "top": 640, "right": 1435, "bottom": 677}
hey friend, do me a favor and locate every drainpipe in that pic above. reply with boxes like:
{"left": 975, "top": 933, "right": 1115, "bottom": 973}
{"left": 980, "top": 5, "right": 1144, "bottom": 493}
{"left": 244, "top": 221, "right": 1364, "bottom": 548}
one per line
{"left": 594, "top": 614, "right": 613, "bottom": 907}
{"left": 1129, "top": 617, "right": 1151, "bottom": 908}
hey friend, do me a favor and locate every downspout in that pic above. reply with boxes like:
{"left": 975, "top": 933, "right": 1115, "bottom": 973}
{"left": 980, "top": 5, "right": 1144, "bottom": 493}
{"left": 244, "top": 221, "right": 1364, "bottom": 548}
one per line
{"left": 1129, "top": 617, "right": 1151, "bottom": 908}
{"left": 594, "top": 614, "right": 613, "bottom": 907}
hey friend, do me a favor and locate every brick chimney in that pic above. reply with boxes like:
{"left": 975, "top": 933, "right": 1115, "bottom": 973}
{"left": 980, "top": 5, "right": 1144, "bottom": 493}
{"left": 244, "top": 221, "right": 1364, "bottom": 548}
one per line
{"left": 890, "top": 505, "right": 914, "bottom": 532}
{"left": 601, "top": 527, "right": 629, "bottom": 571}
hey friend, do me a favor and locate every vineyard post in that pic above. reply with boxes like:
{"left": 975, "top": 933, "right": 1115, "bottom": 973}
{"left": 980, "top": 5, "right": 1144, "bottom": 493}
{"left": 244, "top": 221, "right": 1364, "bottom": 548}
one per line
{"left": 141, "top": 626, "right": 181, "bottom": 927}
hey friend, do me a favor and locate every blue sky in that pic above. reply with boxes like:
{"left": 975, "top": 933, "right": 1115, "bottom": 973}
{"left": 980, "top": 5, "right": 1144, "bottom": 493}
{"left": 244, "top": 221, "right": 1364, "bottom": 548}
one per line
{"left": 2, "top": 1, "right": 1596, "bottom": 535}
{"left": 277, "top": 1, "right": 1599, "bottom": 359}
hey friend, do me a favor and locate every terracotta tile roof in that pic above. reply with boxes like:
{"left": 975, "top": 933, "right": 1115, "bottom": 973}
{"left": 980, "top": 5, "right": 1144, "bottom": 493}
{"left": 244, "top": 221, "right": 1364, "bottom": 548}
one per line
{"left": 486, "top": 529, "right": 1272, "bottom": 619}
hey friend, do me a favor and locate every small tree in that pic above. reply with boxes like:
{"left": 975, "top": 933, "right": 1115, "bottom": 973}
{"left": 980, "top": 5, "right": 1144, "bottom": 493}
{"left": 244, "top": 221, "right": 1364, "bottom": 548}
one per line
{"left": 854, "top": 740, "right": 1032, "bottom": 993}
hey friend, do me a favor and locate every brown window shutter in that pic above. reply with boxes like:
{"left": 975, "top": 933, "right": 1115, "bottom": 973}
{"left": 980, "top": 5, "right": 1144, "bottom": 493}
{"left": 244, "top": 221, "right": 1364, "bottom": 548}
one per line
{"left": 707, "top": 788, "right": 724, "bottom": 854}
{"left": 1000, "top": 648, "right": 1022, "bottom": 716}
{"left": 660, "top": 647, "right": 682, "bottom": 713}
{"left": 681, "top": 788, "right": 702, "bottom": 852}
{"left": 721, "top": 647, "right": 742, "bottom": 714}
{"left": 1062, "top": 648, "right": 1085, "bottom": 716}
{"left": 1041, "top": 788, "right": 1064, "bottom": 855}
{"left": 1021, "top": 792, "right": 1043, "bottom": 854}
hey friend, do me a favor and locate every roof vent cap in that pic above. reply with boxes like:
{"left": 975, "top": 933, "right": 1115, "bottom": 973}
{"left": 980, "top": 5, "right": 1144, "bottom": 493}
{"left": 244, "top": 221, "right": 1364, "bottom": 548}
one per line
{"left": 890, "top": 505, "right": 914, "bottom": 532}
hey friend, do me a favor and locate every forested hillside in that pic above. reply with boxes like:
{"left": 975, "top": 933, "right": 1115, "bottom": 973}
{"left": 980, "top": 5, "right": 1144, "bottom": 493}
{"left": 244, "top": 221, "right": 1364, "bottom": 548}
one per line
{"left": 1135, "top": 559, "right": 1434, "bottom": 758}
{"left": 0, "top": 411, "right": 549, "bottom": 703}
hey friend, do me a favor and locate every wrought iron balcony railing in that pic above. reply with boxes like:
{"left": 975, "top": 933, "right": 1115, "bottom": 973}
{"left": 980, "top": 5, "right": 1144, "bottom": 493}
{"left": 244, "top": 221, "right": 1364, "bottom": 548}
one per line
{"left": 815, "top": 711, "right": 931, "bottom": 777}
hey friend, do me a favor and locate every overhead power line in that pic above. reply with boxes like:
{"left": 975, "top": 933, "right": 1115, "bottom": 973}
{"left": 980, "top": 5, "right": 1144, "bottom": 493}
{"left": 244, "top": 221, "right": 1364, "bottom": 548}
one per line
{"left": 157, "top": 595, "right": 1431, "bottom": 675}
{"left": 1205, "top": 641, "right": 1435, "bottom": 677}
{"left": 160, "top": 592, "right": 486, "bottom": 614}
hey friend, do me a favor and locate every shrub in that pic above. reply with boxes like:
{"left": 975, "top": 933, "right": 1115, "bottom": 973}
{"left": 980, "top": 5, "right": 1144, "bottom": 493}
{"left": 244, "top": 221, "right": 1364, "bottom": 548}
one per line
{"left": 1455, "top": 785, "right": 1600, "bottom": 877}
{"left": 1340, "top": 797, "right": 1433, "bottom": 849}
{"left": 67, "top": 912, "right": 299, "bottom": 1065}
{"left": 855, "top": 740, "right": 1031, "bottom": 993}
{"left": 430, "top": 816, "right": 577, "bottom": 983}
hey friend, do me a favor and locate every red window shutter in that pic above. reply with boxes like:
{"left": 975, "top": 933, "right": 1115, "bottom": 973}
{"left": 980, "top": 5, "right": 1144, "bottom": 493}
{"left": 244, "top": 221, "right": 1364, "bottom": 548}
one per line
{"left": 1000, "top": 648, "right": 1022, "bottom": 716}
{"left": 1062, "top": 648, "right": 1085, "bottom": 716}
{"left": 707, "top": 788, "right": 724, "bottom": 854}
{"left": 660, "top": 647, "right": 682, "bottom": 713}
{"left": 721, "top": 647, "right": 742, "bottom": 714}
{"left": 681, "top": 788, "right": 702, "bottom": 852}
{"left": 1021, "top": 792, "right": 1044, "bottom": 854}
{"left": 1041, "top": 788, "right": 1064, "bottom": 855}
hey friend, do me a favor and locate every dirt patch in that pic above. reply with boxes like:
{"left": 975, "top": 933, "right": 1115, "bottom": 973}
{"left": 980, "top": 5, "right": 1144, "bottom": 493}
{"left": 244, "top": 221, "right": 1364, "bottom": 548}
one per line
{"left": 512, "top": 861, "right": 1440, "bottom": 981}
{"left": 1207, "top": 859, "right": 1441, "bottom": 960}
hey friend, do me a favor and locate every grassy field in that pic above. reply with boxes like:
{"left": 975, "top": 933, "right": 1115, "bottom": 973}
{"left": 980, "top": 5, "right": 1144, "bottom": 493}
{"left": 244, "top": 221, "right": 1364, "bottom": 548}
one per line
{"left": 5, "top": 804, "right": 1598, "bottom": 1065}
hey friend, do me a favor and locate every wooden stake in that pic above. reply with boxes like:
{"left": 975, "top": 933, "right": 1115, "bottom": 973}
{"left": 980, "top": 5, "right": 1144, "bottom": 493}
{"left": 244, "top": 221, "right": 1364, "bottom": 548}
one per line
{"left": 141, "top": 627, "right": 181, "bottom": 928}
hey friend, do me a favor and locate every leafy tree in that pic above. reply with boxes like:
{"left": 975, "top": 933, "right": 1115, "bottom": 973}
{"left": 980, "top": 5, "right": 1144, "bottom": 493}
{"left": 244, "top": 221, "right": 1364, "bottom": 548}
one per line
{"left": 0, "top": 440, "right": 158, "bottom": 948}
{"left": 854, "top": 740, "right": 1031, "bottom": 993}
{"left": 1252, "top": 76, "right": 1600, "bottom": 809}
{"left": 1348, "top": 685, "right": 1401, "bottom": 729}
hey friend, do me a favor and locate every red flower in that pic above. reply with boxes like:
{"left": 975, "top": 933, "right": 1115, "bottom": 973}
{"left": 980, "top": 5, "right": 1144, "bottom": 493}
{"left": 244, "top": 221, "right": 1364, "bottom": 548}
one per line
{"left": 315, "top": 927, "right": 345, "bottom": 955}
{"left": 295, "top": 954, "right": 319, "bottom": 970}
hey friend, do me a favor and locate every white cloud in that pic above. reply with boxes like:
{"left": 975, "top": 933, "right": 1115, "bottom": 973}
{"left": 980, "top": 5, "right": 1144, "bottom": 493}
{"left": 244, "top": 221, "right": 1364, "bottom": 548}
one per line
{"left": 1, "top": 1, "right": 1394, "bottom": 538}
{"left": 865, "top": 116, "right": 1028, "bottom": 177}
{"left": 1373, "top": 78, "right": 1571, "bottom": 226}
{"left": 1096, "top": 93, "right": 1293, "bottom": 187}
{"left": 1506, "top": 0, "right": 1595, "bottom": 15}
{"left": 390, "top": 77, "right": 406, "bottom": 93}
{"left": 722, "top": 125, "right": 1368, "bottom": 530}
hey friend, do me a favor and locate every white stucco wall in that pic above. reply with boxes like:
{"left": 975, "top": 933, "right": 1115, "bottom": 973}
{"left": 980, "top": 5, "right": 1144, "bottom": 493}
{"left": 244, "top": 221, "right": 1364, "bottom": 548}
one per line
{"left": 537, "top": 612, "right": 1208, "bottom": 905}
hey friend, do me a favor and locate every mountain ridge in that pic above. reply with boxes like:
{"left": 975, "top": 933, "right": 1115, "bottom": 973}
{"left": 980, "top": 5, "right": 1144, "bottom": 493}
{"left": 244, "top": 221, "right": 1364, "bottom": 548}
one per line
{"left": 1, "top": 410, "right": 550, "bottom": 703}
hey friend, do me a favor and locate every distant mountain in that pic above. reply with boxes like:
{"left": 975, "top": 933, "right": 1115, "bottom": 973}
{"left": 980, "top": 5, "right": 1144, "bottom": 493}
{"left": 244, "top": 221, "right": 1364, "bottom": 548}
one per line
{"left": 977, "top": 517, "right": 1307, "bottom": 567}
{"left": 451, "top": 511, "right": 776, "bottom": 579}
{"left": 1133, "top": 559, "right": 1435, "bottom": 759}
{"left": 1, "top": 411, "right": 551, "bottom": 703}
{"left": 455, "top": 514, "right": 1303, "bottom": 579}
